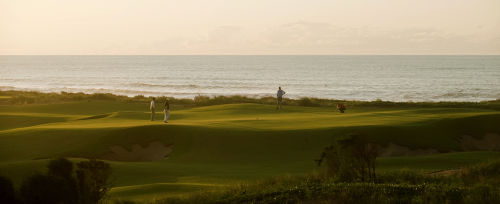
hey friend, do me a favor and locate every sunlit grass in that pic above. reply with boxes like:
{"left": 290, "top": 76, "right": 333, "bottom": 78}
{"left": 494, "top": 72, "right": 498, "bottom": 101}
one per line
{"left": 0, "top": 98, "right": 499, "bottom": 201}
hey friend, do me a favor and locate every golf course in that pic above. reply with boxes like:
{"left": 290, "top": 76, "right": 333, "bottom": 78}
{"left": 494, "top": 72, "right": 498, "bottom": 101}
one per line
{"left": 1, "top": 92, "right": 500, "bottom": 203}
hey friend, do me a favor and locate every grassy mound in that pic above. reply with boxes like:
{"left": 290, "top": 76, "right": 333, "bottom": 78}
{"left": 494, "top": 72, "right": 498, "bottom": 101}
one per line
{"left": 0, "top": 92, "right": 499, "bottom": 201}
{"left": 155, "top": 160, "right": 500, "bottom": 204}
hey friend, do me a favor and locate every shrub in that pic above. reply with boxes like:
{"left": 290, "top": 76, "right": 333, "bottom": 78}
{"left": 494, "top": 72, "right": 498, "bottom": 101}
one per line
{"left": 20, "top": 174, "right": 75, "bottom": 204}
{"left": 3, "top": 90, "right": 500, "bottom": 111}
{"left": 298, "top": 97, "right": 317, "bottom": 107}
{"left": 465, "top": 184, "right": 500, "bottom": 204}
{"left": 16, "top": 158, "right": 112, "bottom": 204}
{"left": 194, "top": 95, "right": 211, "bottom": 106}
{"left": 47, "top": 158, "right": 79, "bottom": 203}
{"left": 155, "top": 179, "right": 497, "bottom": 204}
{"left": 76, "top": 159, "right": 112, "bottom": 204}
{"left": 460, "top": 159, "right": 500, "bottom": 186}
{"left": 158, "top": 160, "right": 500, "bottom": 204}
{"left": 48, "top": 158, "right": 74, "bottom": 180}
{"left": 317, "top": 134, "right": 380, "bottom": 182}
{"left": 0, "top": 175, "right": 17, "bottom": 204}
{"left": 374, "top": 169, "right": 450, "bottom": 185}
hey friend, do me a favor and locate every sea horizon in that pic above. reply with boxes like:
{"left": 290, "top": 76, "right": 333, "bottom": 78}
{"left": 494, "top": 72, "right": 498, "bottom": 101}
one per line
{"left": 1, "top": 55, "right": 499, "bottom": 102}
{"left": 2, "top": 54, "right": 499, "bottom": 56}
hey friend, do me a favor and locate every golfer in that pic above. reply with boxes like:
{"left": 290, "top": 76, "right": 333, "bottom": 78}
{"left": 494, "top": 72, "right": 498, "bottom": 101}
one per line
{"left": 150, "top": 97, "right": 156, "bottom": 121}
{"left": 164, "top": 100, "right": 170, "bottom": 123}
{"left": 276, "top": 86, "right": 286, "bottom": 110}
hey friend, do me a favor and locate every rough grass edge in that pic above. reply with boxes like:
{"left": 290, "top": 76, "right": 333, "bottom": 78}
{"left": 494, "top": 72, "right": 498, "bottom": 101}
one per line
{"left": 2, "top": 90, "right": 500, "bottom": 110}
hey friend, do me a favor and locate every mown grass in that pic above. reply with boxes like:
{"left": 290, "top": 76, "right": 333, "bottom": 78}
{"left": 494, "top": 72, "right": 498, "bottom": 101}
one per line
{"left": 2, "top": 153, "right": 499, "bottom": 203}
{"left": 0, "top": 91, "right": 499, "bottom": 202}
{"left": 152, "top": 160, "right": 500, "bottom": 204}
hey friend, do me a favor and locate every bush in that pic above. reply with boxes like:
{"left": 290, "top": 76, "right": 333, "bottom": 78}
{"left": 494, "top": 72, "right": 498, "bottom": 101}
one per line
{"left": 193, "top": 95, "right": 209, "bottom": 106}
{"left": 317, "top": 134, "right": 380, "bottom": 182}
{"left": 465, "top": 184, "right": 500, "bottom": 204}
{"left": 4, "top": 90, "right": 500, "bottom": 110}
{"left": 48, "top": 158, "right": 74, "bottom": 180}
{"left": 76, "top": 159, "right": 112, "bottom": 204}
{"left": 20, "top": 174, "right": 75, "bottom": 204}
{"left": 155, "top": 155, "right": 500, "bottom": 203}
{"left": 0, "top": 175, "right": 17, "bottom": 204}
{"left": 460, "top": 159, "right": 500, "bottom": 186}
{"left": 375, "top": 169, "right": 454, "bottom": 185}
{"left": 47, "top": 158, "right": 79, "bottom": 203}
{"left": 15, "top": 158, "right": 112, "bottom": 204}
{"left": 155, "top": 178, "right": 499, "bottom": 204}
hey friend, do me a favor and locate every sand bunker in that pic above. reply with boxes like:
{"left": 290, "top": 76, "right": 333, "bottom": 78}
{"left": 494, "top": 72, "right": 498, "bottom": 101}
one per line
{"left": 101, "top": 141, "right": 173, "bottom": 162}
{"left": 460, "top": 133, "right": 500, "bottom": 151}
{"left": 380, "top": 133, "right": 500, "bottom": 157}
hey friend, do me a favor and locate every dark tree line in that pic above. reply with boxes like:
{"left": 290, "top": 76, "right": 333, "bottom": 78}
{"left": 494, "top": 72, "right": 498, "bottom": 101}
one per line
{"left": 0, "top": 158, "right": 112, "bottom": 204}
{"left": 316, "top": 134, "right": 380, "bottom": 182}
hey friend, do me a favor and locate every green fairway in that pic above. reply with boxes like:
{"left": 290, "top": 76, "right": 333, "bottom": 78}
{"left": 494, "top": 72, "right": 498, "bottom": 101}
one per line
{"left": 1, "top": 100, "right": 499, "bottom": 202}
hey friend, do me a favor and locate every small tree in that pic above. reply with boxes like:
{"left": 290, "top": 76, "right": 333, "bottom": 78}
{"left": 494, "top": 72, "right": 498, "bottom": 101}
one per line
{"left": 48, "top": 158, "right": 74, "bottom": 180}
{"left": 317, "top": 134, "right": 380, "bottom": 182}
{"left": 47, "top": 158, "right": 79, "bottom": 203}
{"left": 18, "top": 158, "right": 112, "bottom": 204}
{"left": 316, "top": 142, "right": 356, "bottom": 182}
{"left": 76, "top": 159, "right": 112, "bottom": 204}
{"left": 339, "top": 134, "right": 380, "bottom": 182}
{"left": 316, "top": 144, "right": 340, "bottom": 175}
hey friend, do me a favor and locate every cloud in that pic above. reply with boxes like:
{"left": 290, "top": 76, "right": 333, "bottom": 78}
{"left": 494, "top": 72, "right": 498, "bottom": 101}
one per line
{"left": 137, "top": 22, "right": 499, "bottom": 55}
{"left": 256, "top": 22, "right": 499, "bottom": 54}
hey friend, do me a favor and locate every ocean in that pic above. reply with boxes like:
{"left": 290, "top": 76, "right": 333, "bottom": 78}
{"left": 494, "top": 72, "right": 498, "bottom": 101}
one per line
{"left": 0, "top": 55, "right": 499, "bottom": 102}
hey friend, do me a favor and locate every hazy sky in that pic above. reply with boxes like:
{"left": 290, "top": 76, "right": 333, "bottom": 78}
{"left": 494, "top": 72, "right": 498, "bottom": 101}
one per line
{"left": 1, "top": 0, "right": 499, "bottom": 55}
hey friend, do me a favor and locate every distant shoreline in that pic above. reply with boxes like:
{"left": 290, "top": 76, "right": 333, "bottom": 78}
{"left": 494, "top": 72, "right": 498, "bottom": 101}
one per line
{"left": 2, "top": 54, "right": 500, "bottom": 56}
{"left": 1, "top": 86, "right": 499, "bottom": 104}
{"left": 1, "top": 90, "right": 499, "bottom": 109}
{"left": 2, "top": 55, "right": 499, "bottom": 102}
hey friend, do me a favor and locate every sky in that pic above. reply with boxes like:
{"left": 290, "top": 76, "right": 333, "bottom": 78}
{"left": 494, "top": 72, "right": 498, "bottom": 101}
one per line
{"left": 1, "top": 0, "right": 499, "bottom": 55}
